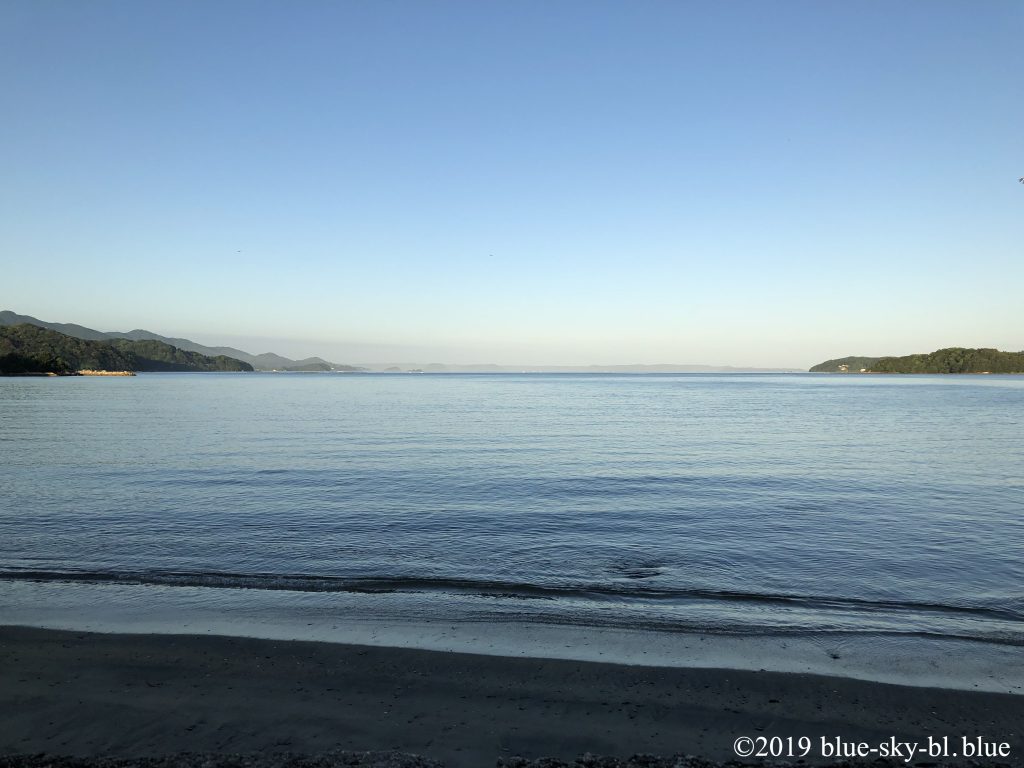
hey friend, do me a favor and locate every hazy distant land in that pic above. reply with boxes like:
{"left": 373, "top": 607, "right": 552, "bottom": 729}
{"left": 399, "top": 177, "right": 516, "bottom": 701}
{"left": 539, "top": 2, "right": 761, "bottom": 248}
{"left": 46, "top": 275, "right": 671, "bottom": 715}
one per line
{"left": 373, "top": 362, "right": 803, "bottom": 373}
{"left": 0, "top": 311, "right": 800, "bottom": 373}
{"left": 5, "top": 310, "right": 1022, "bottom": 375}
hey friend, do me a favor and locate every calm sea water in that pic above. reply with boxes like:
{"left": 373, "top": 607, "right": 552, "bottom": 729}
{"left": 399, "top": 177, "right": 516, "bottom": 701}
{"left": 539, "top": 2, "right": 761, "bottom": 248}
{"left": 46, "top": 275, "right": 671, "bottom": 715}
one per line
{"left": 2, "top": 372, "right": 1023, "bottom": 653}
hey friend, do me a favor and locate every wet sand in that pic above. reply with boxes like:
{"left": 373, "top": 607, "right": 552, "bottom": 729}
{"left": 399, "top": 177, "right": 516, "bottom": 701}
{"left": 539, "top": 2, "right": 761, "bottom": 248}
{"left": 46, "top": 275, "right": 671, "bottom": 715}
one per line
{"left": 1, "top": 626, "right": 1021, "bottom": 767}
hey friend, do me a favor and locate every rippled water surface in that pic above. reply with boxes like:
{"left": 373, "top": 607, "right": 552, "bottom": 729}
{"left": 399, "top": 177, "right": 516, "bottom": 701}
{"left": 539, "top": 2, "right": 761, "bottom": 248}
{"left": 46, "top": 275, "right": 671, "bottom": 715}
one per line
{"left": 2, "top": 372, "right": 1022, "bottom": 647}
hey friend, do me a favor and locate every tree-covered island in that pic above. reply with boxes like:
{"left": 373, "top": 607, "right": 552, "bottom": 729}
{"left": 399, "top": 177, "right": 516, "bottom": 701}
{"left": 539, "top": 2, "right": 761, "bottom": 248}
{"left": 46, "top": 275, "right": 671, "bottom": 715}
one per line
{"left": 811, "top": 348, "right": 1024, "bottom": 374}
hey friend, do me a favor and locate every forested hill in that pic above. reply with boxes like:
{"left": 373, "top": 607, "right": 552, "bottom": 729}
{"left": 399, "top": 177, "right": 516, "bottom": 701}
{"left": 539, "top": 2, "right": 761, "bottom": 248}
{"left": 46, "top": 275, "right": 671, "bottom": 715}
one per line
{"left": 811, "top": 348, "right": 1024, "bottom": 374}
{"left": 0, "top": 324, "right": 254, "bottom": 374}
{"left": 0, "top": 310, "right": 363, "bottom": 371}
{"left": 869, "top": 348, "right": 1024, "bottom": 374}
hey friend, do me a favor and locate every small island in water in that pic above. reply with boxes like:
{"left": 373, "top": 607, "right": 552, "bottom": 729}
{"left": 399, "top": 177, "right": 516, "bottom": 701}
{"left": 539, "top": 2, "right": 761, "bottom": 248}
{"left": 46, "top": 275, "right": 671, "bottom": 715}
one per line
{"left": 811, "top": 347, "right": 1024, "bottom": 374}
{"left": 0, "top": 324, "right": 253, "bottom": 375}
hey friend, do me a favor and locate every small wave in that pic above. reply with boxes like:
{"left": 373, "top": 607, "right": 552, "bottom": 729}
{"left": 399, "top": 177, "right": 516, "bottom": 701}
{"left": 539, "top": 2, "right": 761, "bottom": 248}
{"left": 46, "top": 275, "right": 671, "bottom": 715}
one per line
{"left": 608, "top": 562, "right": 665, "bottom": 579}
{"left": 1, "top": 568, "right": 1021, "bottom": 624}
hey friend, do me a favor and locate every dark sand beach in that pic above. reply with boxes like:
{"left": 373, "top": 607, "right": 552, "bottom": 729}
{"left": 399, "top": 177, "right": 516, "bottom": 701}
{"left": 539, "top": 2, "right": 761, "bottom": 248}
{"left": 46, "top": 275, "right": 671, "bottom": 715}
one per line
{"left": 1, "top": 626, "right": 1021, "bottom": 767}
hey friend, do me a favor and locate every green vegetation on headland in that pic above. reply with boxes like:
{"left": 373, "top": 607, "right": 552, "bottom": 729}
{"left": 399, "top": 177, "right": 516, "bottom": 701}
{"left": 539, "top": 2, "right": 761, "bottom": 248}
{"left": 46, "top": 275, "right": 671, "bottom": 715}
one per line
{"left": 808, "top": 356, "right": 882, "bottom": 373}
{"left": 0, "top": 324, "right": 253, "bottom": 374}
{"left": 811, "top": 348, "right": 1024, "bottom": 374}
{"left": 0, "top": 310, "right": 364, "bottom": 371}
{"left": 870, "top": 347, "right": 1024, "bottom": 374}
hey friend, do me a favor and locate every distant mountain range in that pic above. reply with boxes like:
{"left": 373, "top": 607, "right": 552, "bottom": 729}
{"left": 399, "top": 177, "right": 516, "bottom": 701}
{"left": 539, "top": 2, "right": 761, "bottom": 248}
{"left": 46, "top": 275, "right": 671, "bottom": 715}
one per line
{"left": 0, "top": 311, "right": 362, "bottom": 372}
{"left": 1, "top": 310, "right": 809, "bottom": 373}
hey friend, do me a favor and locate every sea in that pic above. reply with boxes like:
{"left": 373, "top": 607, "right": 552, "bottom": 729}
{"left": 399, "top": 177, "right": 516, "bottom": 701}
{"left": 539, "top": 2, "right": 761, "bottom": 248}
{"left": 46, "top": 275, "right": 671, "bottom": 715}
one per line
{"left": 2, "top": 372, "right": 1022, "bottom": 692}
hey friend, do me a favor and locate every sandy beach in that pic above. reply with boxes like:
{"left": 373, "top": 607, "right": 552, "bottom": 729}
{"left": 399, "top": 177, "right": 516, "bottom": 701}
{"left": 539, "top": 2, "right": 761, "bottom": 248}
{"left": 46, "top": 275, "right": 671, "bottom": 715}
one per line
{"left": 1, "top": 626, "right": 1021, "bottom": 766}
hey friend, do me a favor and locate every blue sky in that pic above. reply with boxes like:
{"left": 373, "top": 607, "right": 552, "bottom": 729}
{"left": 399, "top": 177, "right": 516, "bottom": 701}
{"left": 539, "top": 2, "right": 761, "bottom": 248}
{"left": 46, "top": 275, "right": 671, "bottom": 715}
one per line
{"left": 2, "top": 0, "right": 1021, "bottom": 367}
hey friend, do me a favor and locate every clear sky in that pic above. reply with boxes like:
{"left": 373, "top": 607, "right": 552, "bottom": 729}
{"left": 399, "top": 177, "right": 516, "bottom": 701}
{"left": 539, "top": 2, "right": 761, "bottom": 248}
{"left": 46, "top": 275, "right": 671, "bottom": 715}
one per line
{"left": 2, "top": 0, "right": 1021, "bottom": 367}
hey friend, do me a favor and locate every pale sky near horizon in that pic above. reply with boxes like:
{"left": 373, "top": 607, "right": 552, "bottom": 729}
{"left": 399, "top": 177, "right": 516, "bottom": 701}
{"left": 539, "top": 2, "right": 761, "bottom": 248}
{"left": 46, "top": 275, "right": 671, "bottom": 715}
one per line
{"left": 2, "top": 1, "right": 1022, "bottom": 368}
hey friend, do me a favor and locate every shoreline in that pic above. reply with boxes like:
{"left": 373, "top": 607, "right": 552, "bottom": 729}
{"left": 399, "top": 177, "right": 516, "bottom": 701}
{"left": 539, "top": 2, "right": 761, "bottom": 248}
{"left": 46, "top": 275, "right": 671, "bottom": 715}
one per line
{"left": 2, "top": 580, "right": 1021, "bottom": 695}
{"left": 2, "top": 626, "right": 1022, "bottom": 767}
{"left": 0, "top": 370, "right": 136, "bottom": 377}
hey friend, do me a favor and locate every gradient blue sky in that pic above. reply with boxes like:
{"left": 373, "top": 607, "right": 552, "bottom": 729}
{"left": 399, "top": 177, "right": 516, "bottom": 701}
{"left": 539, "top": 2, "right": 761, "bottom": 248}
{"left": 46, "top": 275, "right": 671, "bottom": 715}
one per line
{"left": 2, "top": 0, "right": 1021, "bottom": 367}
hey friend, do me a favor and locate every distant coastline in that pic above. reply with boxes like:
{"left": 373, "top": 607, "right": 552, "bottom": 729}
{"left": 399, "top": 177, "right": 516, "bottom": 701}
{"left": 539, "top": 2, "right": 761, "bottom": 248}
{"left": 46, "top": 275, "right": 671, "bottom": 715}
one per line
{"left": 0, "top": 309, "right": 802, "bottom": 374}
{"left": 2, "top": 369, "right": 137, "bottom": 377}
{"left": 7, "top": 309, "right": 1022, "bottom": 375}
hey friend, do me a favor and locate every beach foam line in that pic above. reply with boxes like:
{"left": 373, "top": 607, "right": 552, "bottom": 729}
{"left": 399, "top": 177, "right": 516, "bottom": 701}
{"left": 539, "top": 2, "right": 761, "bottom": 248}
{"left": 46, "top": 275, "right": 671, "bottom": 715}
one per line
{"left": 0, "top": 567, "right": 1021, "bottom": 624}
